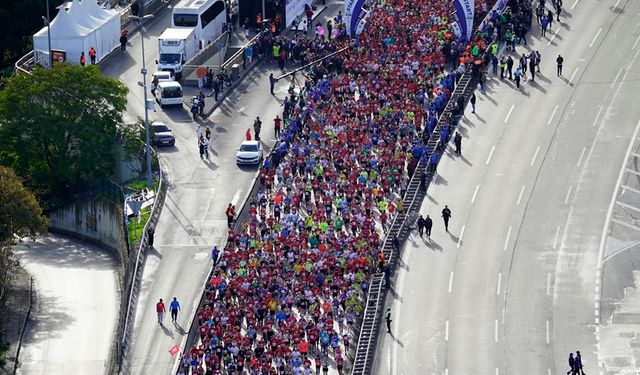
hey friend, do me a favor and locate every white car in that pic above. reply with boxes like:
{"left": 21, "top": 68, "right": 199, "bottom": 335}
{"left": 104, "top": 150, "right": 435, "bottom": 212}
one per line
{"left": 236, "top": 140, "right": 263, "bottom": 165}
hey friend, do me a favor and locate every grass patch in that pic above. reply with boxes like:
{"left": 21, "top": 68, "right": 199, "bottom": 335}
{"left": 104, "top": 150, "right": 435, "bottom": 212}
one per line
{"left": 126, "top": 180, "right": 150, "bottom": 191}
{"left": 127, "top": 207, "right": 151, "bottom": 247}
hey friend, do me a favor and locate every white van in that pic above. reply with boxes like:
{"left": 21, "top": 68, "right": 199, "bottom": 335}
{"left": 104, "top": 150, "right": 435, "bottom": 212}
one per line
{"left": 150, "top": 71, "right": 173, "bottom": 94}
{"left": 155, "top": 81, "right": 183, "bottom": 108}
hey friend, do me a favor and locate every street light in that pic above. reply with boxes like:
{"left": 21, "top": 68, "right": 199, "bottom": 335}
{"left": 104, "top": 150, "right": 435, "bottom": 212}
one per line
{"left": 42, "top": 0, "right": 52, "bottom": 67}
{"left": 129, "top": 14, "right": 154, "bottom": 188}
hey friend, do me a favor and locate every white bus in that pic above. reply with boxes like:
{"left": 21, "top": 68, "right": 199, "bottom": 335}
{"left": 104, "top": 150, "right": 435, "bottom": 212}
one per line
{"left": 172, "top": 0, "right": 227, "bottom": 50}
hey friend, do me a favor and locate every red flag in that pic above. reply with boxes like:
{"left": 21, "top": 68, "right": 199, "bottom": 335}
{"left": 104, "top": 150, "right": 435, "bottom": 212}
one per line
{"left": 169, "top": 344, "right": 180, "bottom": 356}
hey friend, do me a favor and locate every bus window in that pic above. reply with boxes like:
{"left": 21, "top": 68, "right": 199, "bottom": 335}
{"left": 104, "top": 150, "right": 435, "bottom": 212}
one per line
{"left": 174, "top": 13, "right": 198, "bottom": 27}
{"left": 200, "top": 1, "right": 224, "bottom": 28}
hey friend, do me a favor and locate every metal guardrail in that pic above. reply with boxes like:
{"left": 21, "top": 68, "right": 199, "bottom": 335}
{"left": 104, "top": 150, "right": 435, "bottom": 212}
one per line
{"left": 350, "top": 72, "right": 477, "bottom": 375}
{"left": 115, "top": 160, "right": 168, "bottom": 375}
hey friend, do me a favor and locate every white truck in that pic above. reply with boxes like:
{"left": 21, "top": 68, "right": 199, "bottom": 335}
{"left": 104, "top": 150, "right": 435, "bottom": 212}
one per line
{"left": 157, "top": 28, "right": 198, "bottom": 80}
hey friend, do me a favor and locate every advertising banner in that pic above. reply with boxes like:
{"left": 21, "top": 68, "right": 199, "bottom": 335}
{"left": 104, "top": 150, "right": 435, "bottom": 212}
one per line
{"left": 285, "top": 0, "right": 308, "bottom": 28}
{"left": 344, "top": 0, "right": 366, "bottom": 36}
{"left": 451, "top": 0, "right": 474, "bottom": 41}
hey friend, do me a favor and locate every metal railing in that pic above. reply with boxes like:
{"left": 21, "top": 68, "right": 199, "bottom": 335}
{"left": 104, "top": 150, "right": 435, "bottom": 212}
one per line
{"left": 350, "top": 72, "right": 477, "bottom": 375}
{"left": 114, "top": 160, "right": 168, "bottom": 375}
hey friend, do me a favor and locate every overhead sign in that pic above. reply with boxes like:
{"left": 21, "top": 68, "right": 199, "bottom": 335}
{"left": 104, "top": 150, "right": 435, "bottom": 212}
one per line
{"left": 345, "top": 0, "right": 368, "bottom": 36}
{"left": 451, "top": 0, "right": 475, "bottom": 41}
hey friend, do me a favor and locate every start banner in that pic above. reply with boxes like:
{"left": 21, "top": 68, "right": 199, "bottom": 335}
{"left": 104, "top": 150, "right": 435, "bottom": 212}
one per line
{"left": 452, "top": 0, "right": 475, "bottom": 41}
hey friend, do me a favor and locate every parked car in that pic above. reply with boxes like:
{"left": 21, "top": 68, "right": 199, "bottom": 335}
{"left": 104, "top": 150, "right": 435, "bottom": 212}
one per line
{"left": 151, "top": 122, "right": 175, "bottom": 146}
{"left": 236, "top": 140, "right": 263, "bottom": 165}
{"left": 154, "top": 81, "right": 183, "bottom": 108}
{"left": 150, "top": 71, "right": 173, "bottom": 94}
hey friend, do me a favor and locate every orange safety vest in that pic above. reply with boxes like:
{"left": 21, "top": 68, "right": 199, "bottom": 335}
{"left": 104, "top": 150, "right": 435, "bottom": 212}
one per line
{"left": 89, "top": 48, "right": 96, "bottom": 57}
{"left": 80, "top": 54, "right": 86, "bottom": 65}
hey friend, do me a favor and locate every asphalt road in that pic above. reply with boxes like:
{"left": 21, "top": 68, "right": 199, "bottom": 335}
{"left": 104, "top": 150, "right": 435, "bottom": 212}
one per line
{"left": 13, "top": 236, "right": 118, "bottom": 375}
{"left": 100, "top": 2, "right": 343, "bottom": 372}
{"left": 373, "top": 0, "right": 640, "bottom": 374}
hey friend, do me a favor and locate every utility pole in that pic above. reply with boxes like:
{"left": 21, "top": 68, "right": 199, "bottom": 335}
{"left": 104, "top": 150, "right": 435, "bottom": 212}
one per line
{"left": 44, "top": 0, "right": 52, "bottom": 67}
{"left": 130, "top": 14, "right": 154, "bottom": 187}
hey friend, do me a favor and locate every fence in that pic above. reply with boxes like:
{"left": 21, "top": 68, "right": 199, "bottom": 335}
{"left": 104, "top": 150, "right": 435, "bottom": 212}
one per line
{"left": 112, "top": 161, "right": 168, "bottom": 375}
{"left": 181, "top": 29, "right": 269, "bottom": 87}
{"left": 349, "top": 72, "right": 478, "bottom": 375}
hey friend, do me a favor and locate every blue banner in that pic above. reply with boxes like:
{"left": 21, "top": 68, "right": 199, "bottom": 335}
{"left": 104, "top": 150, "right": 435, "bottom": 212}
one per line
{"left": 452, "top": 0, "right": 475, "bottom": 41}
{"left": 345, "top": 0, "right": 367, "bottom": 36}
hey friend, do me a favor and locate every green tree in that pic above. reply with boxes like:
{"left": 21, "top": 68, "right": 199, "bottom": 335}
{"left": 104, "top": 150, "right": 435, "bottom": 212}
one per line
{"left": 0, "top": 166, "right": 48, "bottom": 300}
{"left": 0, "top": 63, "right": 128, "bottom": 209}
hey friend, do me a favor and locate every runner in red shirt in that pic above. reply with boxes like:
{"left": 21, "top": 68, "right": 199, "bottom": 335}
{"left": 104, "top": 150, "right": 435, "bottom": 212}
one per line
{"left": 156, "top": 298, "right": 166, "bottom": 325}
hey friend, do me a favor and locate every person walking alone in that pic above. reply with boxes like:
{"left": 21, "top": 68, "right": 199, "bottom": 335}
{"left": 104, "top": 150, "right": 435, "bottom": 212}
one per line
{"left": 269, "top": 73, "right": 277, "bottom": 95}
{"left": 499, "top": 56, "right": 507, "bottom": 79}
{"left": 170, "top": 297, "right": 181, "bottom": 323}
{"left": 253, "top": 116, "right": 262, "bottom": 141}
{"left": 273, "top": 115, "right": 282, "bottom": 138}
{"left": 470, "top": 92, "right": 477, "bottom": 113}
{"left": 156, "top": 298, "right": 166, "bottom": 325}
{"left": 507, "top": 56, "right": 514, "bottom": 80}
{"left": 442, "top": 205, "right": 452, "bottom": 232}
{"left": 425, "top": 215, "right": 433, "bottom": 237}
{"left": 556, "top": 54, "right": 564, "bottom": 76}
{"left": 385, "top": 308, "right": 392, "bottom": 334}
{"left": 454, "top": 132, "right": 462, "bottom": 155}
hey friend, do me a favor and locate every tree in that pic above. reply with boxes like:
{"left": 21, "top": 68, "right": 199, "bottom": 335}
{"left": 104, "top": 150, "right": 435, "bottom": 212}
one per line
{"left": 0, "top": 166, "right": 48, "bottom": 299}
{"left": 119, "top": 118, "right": 148, "bottom": 177}
{"left": 0, "top": 63, "right": 128, "bottom": 210}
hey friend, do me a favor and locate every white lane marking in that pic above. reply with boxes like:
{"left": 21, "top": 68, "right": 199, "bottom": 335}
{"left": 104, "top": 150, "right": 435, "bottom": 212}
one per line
{"left": 548, "top": 27, "right": 561, "bottom": 45}
{"left": 448, "top": 272, "right": 454, "bottom": 293}
{"left": 200, "top": 188, "right": 215, "bottom": 221}
{"left": 633, "top": 33, "right": 640, "bottom": 50}
{"left": 613, "top": 0, "right": 621, "bottom": 9}
{"left": 530, "top": 145, "right": 541, "bottom": 166}
{"left": 571, "top": 0, "right": 579, "bottom": 8}
{"left": 548, "top": 369, "right": 552, "bottom": 375}
{"left": 565, "top": 185, "right": 573, "bottom": 204}
{"left": 391, "top": 242, "right": 412, "bottom": 375}
{"left": 495, "top": 319, "right": 499, "bottom": 342}
{"left": 471, "top": 185, "right": 480, "bottom": 203}
{"left": 457, "top": 225, "right": 466, "bottom": 248}
{"left": 517, "top": 185, "right": 525, "bottom": 205}
{"left": 546, "top": 320, "right": 550, "bottom": 344}
{"left": 547, "top": 105, "right": 559, "bottom": 125}
{"left": 547, "top": 272, "right": 552, "bottom": 295}
{"left": 577, "top": 146, "right": 587, "bottom": 167}
{"left": 496, "top": 273, "right": 502, "bottom": 295}
{"left": 503, "top": 226, "right": 512, "bottom": 251}
{"left": 496, "top": 368, "right": 499, "bottom": 375}
{"left": 504, "top": 104, "right": 515, "bottom": 123}
{"left": 589, "top": 27, "right": 602, "bottom": 48}
{"left": 445, "top": 368, "right": 448, "bottom": 375}
{"left": 486, "top": 145, "right": 496, "bottom": 165}
{"left": 445, "top": 320, "right": 449, "bottom": 341}
{"left": 231, "top": 189, "right": 242, "bottom": 205}
{"left": 592, "top": 105, "right": 604, "bottom": 127}
{"left": 568, "top": 67, "right": 580, "bottom": 86}
{"left": 553, "top": 226, "right": 561, "bottom": 249}
{"left": 611, "top": 67, "right": 624, "bottom": 88}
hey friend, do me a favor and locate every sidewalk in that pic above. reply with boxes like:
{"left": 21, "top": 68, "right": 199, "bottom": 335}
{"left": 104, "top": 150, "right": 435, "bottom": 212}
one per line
{"left": 181, "top": 2, "right": 332, "bottom": 117}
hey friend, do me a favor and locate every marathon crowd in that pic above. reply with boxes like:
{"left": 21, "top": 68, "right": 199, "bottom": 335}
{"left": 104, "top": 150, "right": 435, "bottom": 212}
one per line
{"left": 179, "top": 0, "right": 500, "bottom": 374}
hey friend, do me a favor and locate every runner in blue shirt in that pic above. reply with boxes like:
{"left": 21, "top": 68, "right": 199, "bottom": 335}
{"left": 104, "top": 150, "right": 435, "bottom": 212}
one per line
{"left": 170, "top": 297, "right": 181, "bottom": 323}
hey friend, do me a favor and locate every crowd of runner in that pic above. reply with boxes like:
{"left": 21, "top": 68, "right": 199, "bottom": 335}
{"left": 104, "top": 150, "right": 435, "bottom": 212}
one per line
{"left": 179, "top": 0, "right": 497, "bottom": 374}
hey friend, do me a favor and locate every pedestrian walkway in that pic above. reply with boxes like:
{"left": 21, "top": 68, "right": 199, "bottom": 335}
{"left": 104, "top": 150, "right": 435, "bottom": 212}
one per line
{"left": 13, "top": 235, "right": 118, "bottom": 375}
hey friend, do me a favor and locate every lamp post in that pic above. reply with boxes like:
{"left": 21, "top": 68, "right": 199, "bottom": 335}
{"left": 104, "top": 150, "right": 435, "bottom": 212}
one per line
{"left": 42, "top": 0, "right": 52, "bottom": 67}
{"left": 130, "top": 14, "right": 154, "bottom": 187}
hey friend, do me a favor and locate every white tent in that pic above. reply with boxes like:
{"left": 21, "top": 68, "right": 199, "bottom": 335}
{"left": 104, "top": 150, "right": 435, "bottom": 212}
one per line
{"left": 80, "top": 0, "right": 121, "bottom": 59}
{"left": 33, "top": 7, "right": 95, "bottom": 66}
{"left": 32, "top": 0, "right": 121, "bottom": 66}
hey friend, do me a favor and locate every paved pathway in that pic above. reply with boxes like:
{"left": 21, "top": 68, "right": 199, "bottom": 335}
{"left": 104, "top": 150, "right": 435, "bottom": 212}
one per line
{"left": 13, "top": 235, "right": 118, "bottom": 375}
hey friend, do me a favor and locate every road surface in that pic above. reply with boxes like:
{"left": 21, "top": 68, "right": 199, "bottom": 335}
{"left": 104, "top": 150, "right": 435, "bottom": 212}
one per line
{"left": 14, "top": 236, "right": 118, "bottom": 375}
{"left": 100, "top": 1, "right": 344, "bottom": 372}
{"left": 374, "top": 0, "right": 640, "bottom": 374}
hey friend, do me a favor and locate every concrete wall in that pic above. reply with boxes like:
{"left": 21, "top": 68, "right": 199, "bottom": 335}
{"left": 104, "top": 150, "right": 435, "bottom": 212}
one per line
{"left": 48, "top": 197, "right": 125, "bottom": 258}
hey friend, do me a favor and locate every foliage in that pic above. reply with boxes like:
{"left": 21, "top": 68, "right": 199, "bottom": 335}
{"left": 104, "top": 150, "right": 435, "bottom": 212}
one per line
{"left": 0, "top": 166, "right": 48, "bottom": 245}
{"left": 0, "top": 166, "right": 47, "bottom": 301}
{"left": 0, "top": 63, "right": 128, "bottom": 210}
{"left": 119, "top": 118, "right": 147, "bottom": 178}
{"left": 0, "top": 0, "right": 64, "bottom": 73}
{"left": 127, "top": 206, "right": 150, "bottom": 247}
